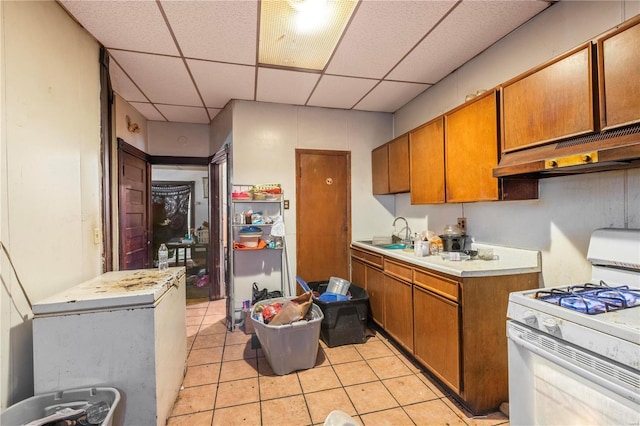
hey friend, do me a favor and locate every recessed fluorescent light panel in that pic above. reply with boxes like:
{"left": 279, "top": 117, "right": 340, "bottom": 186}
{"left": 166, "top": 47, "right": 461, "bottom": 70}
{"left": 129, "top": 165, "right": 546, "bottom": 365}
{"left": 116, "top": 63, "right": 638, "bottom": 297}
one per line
{"left": 259, "top": 0, "right": 357, "bottom": 71}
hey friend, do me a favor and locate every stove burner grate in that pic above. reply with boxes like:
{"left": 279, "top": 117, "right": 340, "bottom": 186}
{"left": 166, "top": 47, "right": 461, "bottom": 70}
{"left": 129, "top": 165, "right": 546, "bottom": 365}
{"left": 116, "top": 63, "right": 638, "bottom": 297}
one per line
{"left": 535, "top": 281, "right": 640, "bottom": 314}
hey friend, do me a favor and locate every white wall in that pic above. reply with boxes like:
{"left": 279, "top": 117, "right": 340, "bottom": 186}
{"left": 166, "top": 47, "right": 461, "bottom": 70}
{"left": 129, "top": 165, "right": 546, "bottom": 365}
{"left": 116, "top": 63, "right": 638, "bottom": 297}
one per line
{"left": 393, "top": 1, "right": 640, "bottom": 287}
{"left": 115, "top": 93, "right": 147, "bottom": 152}
{"left": 147, "top": 121, "right": 210, "bottom": 157}
{"left": 0, "top": 0, "right": 102, "bottom": 408}
{"left": 229, "top": 100, "right": 394, "bottom": 297}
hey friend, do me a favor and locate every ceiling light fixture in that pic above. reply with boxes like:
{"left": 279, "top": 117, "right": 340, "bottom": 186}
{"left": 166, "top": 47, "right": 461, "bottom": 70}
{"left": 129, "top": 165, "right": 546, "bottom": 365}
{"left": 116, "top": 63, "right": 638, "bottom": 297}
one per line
{"left": 259, "top": 0, "right": 357, "bottom": 71}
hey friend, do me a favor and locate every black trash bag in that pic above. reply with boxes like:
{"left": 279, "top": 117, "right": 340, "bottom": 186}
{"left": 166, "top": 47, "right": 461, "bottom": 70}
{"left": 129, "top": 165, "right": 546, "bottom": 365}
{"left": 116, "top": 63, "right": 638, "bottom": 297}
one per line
{"left": 252, "top": 282, "right": 282, "bottom": 305}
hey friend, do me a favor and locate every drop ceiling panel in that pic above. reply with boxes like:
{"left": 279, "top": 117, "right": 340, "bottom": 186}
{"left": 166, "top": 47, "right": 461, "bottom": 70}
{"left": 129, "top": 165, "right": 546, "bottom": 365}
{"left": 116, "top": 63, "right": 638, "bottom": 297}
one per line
{"left": 59, "top": 1, "right": 178, "bottom": 55}
{"left": 256, "top": 68, "right": 320, "bottom": 106}
{"left": 388, "top": 1, "right": 550, "bottom": 84}
{"left": 109, "top": 50, "right": 201, "bottom": 107}
{"left": 208, "top": 108, "right": 222, "bottom": 120}
{"left": 161, "top": 1, "right": 258, "bottom": 65}
{"left": 307, "top": 75, "right": 378, "bottom": 109}
{"left": 356, "top": 81, "right": 430, "bottom": 113}
{"left": 109, "top": 62, "right": 147, "bottom": 103}
{"left": 156, "top": 105, "right": 210, "bottom": 124}
{"left": 187, "top": 60, "right": 255, "bottom": 108}
{"left": 129, "top": 102, "right": 166, "bottom": 121}
{"left": 326, "top": 0, "right": 457, "bottom": 79}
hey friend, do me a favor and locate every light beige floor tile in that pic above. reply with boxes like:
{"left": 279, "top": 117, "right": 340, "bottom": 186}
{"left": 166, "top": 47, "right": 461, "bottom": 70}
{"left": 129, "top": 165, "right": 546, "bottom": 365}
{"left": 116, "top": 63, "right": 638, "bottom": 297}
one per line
{"left": 186, "top": 307, "right": 207, "bottom": 317}
{"left": 315, "top": 348, "right": 330, "bottom": 367}
{"left": 323, "top": 345, "right": 363, "bottom": 365}
{"left": 304, "top": 388, "right": 357, "bottom": 425}
{"left": 382, "top": 375, "right": 438, "bottom": 405}
{"left": 186, "top": 316, "right": 203, "bottom": 326}
{"left": 222, "top": 342, "right": 258, "bottom": 361}
{"left": 404, "top": 399, "right": 466, "bottom": 425}
{"left": 202, "top": 314, "right": 226, "bottom": 325}
{"left": 367, "top": 356, "right": 413, "bottom": 380}
{"left": 259, "top": 371, "right": 303, "bottom": 400}
{"left": 187, "top": 336, "right": 195, "bottom": 350}
{"left": 167, "top": 411, "right": 213, "bottom": 426}
{"left": 344, "top": 381, "right": 398, "bottom": 415}
{"left": 257, "top": 357, "right": 275, "bottom": 376}
{"left": 218, "top": 358, "right": 259, "bottom": 382}
{"left": 186, "top": 325, "right": 201, "bottom": 338}
{"left": 188, "top": 347, "right": 223, "bottom": 366}
{"left": 442, "top": 397, "right": 510, "bottom": 425}
{"left": 261, "top": 394, "right": 311, "bottom": 426}
{"left": 192, "top": 332, "right": 226, "bottom": 349}
{"left": 355, "top": 340, "right": 395, "bottom": 360}
{"left": 170, "top": 383, "right": 217, "bottom": 416}
{"left": 360, "top": 407, "right": 414, "bottom": 426}
{"left": 182, "top": 363, "right": 221, "bottom": 387}
{"left": 198, "top": 321, "right": 228, "bottom": 335}
{"left": 214, "top": 378, "right": 259, "bottom": 409}
{"left": 212, "top": 402, "right": 261, "bottom": 425}
{"left": 333, "top": 361, "right": 378, "bottom": 386}
{"left": 186, "top": 300, "right": 210, "bottom": 310}
{"left": 398, "top": 353, "right": 423, "bottom": 373}
{"left": 297, "top": 366, "right": 341, "bottom": 393}
{"left": 416, "top": 373, "right": 450, "bottom": 398}
{"left": 225, "top": 330, "right": 252, "bottom": 345}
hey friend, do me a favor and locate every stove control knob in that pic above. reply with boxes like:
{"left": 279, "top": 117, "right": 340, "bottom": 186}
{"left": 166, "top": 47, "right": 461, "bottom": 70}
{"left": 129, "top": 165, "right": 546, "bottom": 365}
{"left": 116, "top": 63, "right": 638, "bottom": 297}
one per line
{"left": 543, "top": 318, "right": 559, "bottom": 333}
{"left": 523, "top": 310, "right": 537, "bottom": 325}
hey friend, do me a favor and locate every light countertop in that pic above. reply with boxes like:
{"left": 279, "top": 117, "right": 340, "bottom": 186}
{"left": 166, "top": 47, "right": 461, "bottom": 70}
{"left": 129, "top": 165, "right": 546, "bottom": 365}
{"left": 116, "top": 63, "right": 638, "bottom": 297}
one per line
{"left": 351, "top": 241, "right": 541, "bottom": 278}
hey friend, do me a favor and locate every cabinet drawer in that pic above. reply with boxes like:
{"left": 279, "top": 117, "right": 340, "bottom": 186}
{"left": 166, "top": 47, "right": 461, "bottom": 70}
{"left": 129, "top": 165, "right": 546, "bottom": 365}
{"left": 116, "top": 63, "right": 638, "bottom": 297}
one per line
{"left": 384, "top": 258, "right": 412, "bottom": 282}
{"left": 351, "top": 248, "right": 383, "bottom": 268}
{"left": 413, "top": 269, "right": 458, "bottom": 301}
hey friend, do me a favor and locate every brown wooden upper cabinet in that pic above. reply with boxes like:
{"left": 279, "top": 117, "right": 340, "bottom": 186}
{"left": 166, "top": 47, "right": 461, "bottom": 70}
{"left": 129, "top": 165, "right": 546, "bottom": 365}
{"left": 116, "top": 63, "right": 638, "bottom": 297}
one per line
{"left": 409, "top": 117, "right": 445, "bottom": 204}
{"left": 501, "top": 43, "right": 595, "bottom": 152}
{"left": 598, "top": 17, "right": 640, "bottom": 130}
{"left": 372, "top": 133, "right": 410, "bottom": 194}
{"left": 445, "top": 90, "right": 501, "bottom": 203}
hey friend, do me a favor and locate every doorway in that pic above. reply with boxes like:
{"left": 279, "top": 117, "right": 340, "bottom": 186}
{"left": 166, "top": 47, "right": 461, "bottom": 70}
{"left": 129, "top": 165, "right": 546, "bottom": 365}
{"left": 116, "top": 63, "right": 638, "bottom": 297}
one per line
{"left": 152, "top": 165, "right": 210, "bottom": 300}
{"left": 296, "top": 149, "right": 351, "bottom": 284}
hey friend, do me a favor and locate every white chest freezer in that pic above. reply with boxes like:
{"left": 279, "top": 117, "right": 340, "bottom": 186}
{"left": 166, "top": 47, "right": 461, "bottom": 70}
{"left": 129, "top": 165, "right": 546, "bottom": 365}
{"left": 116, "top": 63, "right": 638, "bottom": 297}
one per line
{"left": 32, "top": 267, "right": 187, "bottom": 426}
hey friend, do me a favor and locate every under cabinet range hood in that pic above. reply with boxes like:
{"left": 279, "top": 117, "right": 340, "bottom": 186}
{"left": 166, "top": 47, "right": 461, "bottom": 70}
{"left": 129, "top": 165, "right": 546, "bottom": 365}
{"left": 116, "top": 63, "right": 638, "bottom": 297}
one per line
{"left": 493, "top": 123, "right": 640, "bottom": 178}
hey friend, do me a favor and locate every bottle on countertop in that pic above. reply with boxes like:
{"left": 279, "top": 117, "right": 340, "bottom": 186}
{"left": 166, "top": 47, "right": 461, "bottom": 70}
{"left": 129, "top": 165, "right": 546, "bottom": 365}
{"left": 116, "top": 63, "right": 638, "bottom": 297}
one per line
{"left": 158, "top": 243, "right": 168, "bottom": 271}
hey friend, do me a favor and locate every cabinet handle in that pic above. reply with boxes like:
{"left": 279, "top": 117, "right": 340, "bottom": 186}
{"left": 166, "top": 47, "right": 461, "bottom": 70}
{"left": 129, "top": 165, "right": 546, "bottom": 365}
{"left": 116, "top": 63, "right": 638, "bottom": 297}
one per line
{"left": 545, "top": 151, "right": 598, "bottom": 169}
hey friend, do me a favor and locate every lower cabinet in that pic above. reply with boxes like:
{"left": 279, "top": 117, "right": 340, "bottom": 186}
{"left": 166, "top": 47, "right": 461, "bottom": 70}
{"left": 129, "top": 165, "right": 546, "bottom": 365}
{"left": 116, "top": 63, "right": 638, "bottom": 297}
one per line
{"left": 413, "top": 285, "right": 460, "bottom": 393}
{"left": 351, "top": 245, "right": 539, "bottom": 415}
{"left": 383, "top": 273, "right": 413, "bottom": 352}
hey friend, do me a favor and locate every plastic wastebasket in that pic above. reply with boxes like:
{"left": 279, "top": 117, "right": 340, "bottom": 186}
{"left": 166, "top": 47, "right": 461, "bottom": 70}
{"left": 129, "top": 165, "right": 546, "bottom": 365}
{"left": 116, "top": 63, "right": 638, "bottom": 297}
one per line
{"left": 0, "top": 387, "right": 120, "bottom": 426}
{"left": 309, "top": 281, "right": 369, "bottom": 347}
{"left": 251, "top": 297, "right": 323, "bottom": 375}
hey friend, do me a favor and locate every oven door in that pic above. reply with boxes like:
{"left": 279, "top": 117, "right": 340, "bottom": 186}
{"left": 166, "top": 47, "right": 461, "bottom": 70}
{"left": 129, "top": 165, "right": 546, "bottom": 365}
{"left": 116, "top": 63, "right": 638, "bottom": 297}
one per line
{"left": 507, "top": 320, "right": 640, "bottom": 426}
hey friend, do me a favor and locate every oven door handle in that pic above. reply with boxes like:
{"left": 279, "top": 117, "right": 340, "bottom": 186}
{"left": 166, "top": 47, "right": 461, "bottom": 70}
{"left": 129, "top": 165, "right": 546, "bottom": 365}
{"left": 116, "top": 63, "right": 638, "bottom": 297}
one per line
{"left": 507, "top": 324, "right": 639, "bottom": 404}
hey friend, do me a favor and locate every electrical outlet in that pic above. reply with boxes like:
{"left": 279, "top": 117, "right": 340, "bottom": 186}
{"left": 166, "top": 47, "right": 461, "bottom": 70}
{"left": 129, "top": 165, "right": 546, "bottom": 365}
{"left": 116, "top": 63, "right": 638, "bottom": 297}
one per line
{"left": 457, "top": 217, "right": 467, "bottom": 233}
{"left": 93, "top": 228, "right": 101, "bottom": 244}
{"left": 284, "top": 200, "right": 290, "bottom": 209}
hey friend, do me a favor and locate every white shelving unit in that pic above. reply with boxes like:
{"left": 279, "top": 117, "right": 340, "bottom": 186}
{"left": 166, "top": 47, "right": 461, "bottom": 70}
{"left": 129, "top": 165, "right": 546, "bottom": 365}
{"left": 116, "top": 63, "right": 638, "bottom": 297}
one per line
{"left": 227, "top": 186, "right": 286, "bottom": 330}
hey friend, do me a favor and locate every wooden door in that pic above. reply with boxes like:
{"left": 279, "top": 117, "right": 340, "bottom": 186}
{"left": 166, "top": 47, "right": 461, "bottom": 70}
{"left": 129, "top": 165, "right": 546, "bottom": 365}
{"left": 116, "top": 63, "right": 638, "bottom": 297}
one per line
{"left": 388, "top": 134, "right": 410, "bottom": 193}
{"left": 296, "top": 149, "right": 351, "bottom": 284}
{"left": 414, "top": 285, "right": 460, "bottom": 393}
{"left": 410, "top": 118, "right": 445, "bottom": 204}
{"left": 118, "top": 147, "right": 150, "bottom": 270}
{"left": 371, "top": 144, "right": 389, "bottom": 195}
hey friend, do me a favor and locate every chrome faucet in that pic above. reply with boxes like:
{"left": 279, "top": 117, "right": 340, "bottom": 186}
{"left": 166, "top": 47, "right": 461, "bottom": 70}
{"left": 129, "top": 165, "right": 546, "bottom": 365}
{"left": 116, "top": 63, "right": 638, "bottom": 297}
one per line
{"left": 392, "top": 216, "right": 412, "bottom": 247}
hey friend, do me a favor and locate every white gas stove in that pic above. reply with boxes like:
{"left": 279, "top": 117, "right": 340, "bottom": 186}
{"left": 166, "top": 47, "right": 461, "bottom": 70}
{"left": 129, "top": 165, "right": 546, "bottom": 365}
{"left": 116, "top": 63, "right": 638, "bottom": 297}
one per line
{"left": 507, "top": 228, "right": 640, "bottom": 426}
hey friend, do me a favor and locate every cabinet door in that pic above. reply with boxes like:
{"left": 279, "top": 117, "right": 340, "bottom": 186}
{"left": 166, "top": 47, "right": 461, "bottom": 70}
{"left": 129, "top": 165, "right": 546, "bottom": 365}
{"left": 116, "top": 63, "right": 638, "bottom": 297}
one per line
{"left": 367, "top": 266, "right": 385, "bottom": 327}
{"left": 388, "top": 134, "right": 410, "bottom": 193}
{"left": 502, "top": 44, "right": 594, "bottom": 151}
{"left": 372, "top": 144, "right": 389, "bottom": 194}
{"left": 384, "top": 274, "right": 413, "bottom": 352}
{"left": 598, "top": 18, "right": 640, "bottom": 130}
{"left": 445, "top": 91, "right": 499, "bottom": 203}
{"left": 413, "top": 285, "right": 460, "bottom": 393}
{"left": 410, "top": 118, "right": 445, "bottom": 204}
{"left": 351, "top": 257, "right": 366, "bottom": 290}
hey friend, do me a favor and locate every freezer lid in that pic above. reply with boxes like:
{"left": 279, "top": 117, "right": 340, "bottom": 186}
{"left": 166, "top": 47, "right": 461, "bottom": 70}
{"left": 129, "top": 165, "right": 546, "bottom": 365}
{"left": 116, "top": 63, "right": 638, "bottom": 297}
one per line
{"left": 32, "top": 268, "right": 185, "bottom": 315}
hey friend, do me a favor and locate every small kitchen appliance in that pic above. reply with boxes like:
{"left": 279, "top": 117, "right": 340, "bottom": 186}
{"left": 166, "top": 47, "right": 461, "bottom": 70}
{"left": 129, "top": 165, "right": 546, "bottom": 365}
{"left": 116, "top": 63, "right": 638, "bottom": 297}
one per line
{"left": 506, "top": 228, "right": 640, "bottom": 425}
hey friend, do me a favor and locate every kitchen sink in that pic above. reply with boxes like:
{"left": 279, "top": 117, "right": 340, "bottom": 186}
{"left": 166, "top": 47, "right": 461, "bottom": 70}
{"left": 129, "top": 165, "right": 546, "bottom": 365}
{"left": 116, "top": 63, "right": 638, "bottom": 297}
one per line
{"left": 356, "top": 240, "right": 406, "bottom": 250}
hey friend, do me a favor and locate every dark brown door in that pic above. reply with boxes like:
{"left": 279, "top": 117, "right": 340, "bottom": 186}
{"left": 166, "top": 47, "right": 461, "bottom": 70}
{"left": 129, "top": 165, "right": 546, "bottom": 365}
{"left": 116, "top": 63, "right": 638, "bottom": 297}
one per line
{"left": 296, "top": 149, "right": 351, "bottom": 285}
{"left": 119, "top": 148, "right": 150, "bottom": 270}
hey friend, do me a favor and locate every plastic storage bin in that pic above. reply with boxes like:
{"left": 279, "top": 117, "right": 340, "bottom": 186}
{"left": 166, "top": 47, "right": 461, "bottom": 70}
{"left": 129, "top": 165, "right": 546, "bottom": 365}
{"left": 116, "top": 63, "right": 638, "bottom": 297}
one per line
{"left": 309, "top": 281, "right": 369, "bottom": 347}
{"left": 0, "top": 387, "right": 120, "bottom": 426}
{"left": 251, "top": 298, "right": 323, "bottom": 375}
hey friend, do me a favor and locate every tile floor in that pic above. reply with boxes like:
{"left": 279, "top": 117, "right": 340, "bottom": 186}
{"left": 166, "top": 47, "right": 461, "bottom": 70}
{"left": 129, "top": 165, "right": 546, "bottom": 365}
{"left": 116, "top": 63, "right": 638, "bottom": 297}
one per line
{"left": 167, "top": 298, "right": 510, "bottom": 426}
